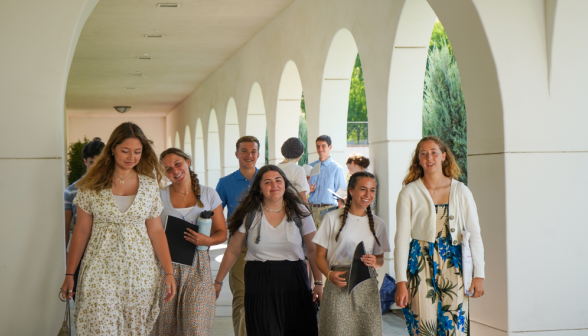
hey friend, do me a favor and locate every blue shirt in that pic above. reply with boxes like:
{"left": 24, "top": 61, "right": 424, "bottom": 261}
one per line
{"left": 64, "top": 178, "right": 81, "bottom": 231}
{"left": 216, "top": 168, "right": 257, "bottom": 218}
{"left": 308, "top": 157, "right": 346, "bottom": 206}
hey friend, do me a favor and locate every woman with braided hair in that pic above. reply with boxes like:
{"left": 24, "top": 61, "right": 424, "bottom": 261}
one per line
{"left": 151, "top": 148, "right": 227, "bottom": 336}
{"left": 313, "top": 171, "right": 390, "bottom": 336}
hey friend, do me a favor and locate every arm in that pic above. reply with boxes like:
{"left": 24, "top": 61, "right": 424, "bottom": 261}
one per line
{"left": 394, "top": 194, "right": 412, "bottom": 308}
{"left": 334, "top": 166, "right": 347, "bottom": 191}
{"left": 462, "top": 187, "right": 485, "bottom": 298}
{"left": 145, "top": 216, "right": 176, "bottom": 302}
{"left": 360, "top": 253, "right": 384, "bottom": 269}
{"left": 214, "top": 230, "right": 246, "bottom": 298}
{"left": 64, "top": 210, "right": 73, "bottom": 248}
{"left": 61, "top": 206, "right": 93, "bottom": 300}
{"left": 315, "top": 245, "right": 347, "bottom": 288}
{"left": 185, "top": 204, "right": 228, "bottom": 246}
{"left": 303, "top": 232, "right": 323, "bottom": 302}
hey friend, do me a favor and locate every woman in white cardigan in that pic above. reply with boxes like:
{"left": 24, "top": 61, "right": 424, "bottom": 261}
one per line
{"left": 394, "top": 136, "right": 485, "bottom": 336}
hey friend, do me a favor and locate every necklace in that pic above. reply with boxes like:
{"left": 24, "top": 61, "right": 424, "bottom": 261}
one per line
{"left": 171, "top": 185, "right": 190, "bottom": 201}
{"left": 262, "top": 201, "right": 285, "bottom": 213}
{"left": 114, "top": 171, "right": 133, "bottom": 184}
{"left": 424, "top": 178, "right": 447, "bottom": 195}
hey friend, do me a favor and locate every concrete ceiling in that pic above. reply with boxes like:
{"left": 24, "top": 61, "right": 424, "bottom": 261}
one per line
{"left": 66, "top": 0, "right": 295, "bottom": 117}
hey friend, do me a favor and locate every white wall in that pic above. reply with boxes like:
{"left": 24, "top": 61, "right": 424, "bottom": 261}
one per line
{"left": 68, "top": 115, "right": 166, "bottom": 156}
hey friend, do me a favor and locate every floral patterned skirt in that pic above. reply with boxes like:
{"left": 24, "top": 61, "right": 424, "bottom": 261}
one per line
{"left": 402, "top": 204, "right": 469, "bottom": 336}
{"left": 150, "top": 251, "right": 215, "bottom": 336}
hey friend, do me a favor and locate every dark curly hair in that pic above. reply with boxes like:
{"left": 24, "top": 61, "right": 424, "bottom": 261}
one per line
{"left": 227, "top": 165, "right": 310, "bottom": 235}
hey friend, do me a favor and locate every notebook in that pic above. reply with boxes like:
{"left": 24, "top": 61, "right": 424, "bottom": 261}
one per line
{"left": 164, "top": 215, "right": 198, "bottom": 266}
{"left": 348, "top": 241, "right": 372, "bottom": 294}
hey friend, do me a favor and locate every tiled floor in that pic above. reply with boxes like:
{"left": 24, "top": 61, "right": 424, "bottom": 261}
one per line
{"left": 69, "top": 244, "right": 408, "bottom": 335}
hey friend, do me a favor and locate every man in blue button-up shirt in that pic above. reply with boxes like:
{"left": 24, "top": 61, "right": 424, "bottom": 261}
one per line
{"left": 215, "top": 135, "right": 259, "bottom": 336}
{"left": 308, "top": 135, "right": 346, "bottom": 228}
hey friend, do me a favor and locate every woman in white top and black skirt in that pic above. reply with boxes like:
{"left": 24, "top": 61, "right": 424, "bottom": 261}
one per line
{"left": 214, "top": 165, "right": 322, "bottom": 336}
{"left": 313, "top": 171, "right": 391, "bottom": 336}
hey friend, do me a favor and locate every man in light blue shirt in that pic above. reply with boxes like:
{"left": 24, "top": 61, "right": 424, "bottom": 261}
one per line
{"left": 308, "top": 135, "right": 346, "bottom": 228}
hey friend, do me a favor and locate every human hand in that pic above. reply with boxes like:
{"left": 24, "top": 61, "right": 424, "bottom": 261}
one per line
{"left": 60, "top": 275, "right": 75, "bottom": 301}
{"left": 328, "top": 271, "right": 347, "bottom": 288}
{"left": 309, "top": 183, "right": 316, "bottom": 193}
{"left": 337, "top": 199, "right": 345, "bottom": 208}
{"left": 313, "top": 284, "right": 323, "bottom": 302}
{"left": 214, "top": 282, "right": 222, "bottom": 300}
{"left": 395, "top": 282, "right": 408, "bottom": 308}
{"left": 163, "top": 274, "right": 177, "bottom": 302}
{"left": 469, "top": 278, "right": 485, "bottom": 298}
{"left": 361, "top": 254, "right": 376, "bottom": 267}
{"left": 185, "top": 229, "right": 211, "bottom": 246}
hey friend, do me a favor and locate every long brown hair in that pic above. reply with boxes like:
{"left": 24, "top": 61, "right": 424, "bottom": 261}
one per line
{"left": 76, "top": 122, "right": 164, "bottom": 191}
{"left": 159, "top": 148, "right": 204, "bottom": 208}
{"left": 402, "top": 136, "right": 461, "bottom": 185}
{"left": 336, "top": 172, "right": 380, "bottom": 246}
{"left": 227, "top": 165, "right": 310, "bottom": 236}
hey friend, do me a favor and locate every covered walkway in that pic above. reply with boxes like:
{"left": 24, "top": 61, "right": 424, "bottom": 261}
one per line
{"left": 2, "top": 0, "right": 588, "bottom": 335}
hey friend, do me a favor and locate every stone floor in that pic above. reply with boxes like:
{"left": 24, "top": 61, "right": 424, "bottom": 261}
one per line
{"left": 68, "top": 244, "right": 408, "bottom": 335}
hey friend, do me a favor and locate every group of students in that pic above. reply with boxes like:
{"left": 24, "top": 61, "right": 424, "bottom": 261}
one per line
{"left": 61, "top": 121, "right": 485, "bottom": 336}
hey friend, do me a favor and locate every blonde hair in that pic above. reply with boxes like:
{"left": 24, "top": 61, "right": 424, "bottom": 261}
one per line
{"left": 403, "top": 136, "right": 461, "bottom": 185}
{"left": 76, "top": 122, "right": 164, "bottom": 191}
{"left": 159, "top": 148, "right": 204, "bottom": 208}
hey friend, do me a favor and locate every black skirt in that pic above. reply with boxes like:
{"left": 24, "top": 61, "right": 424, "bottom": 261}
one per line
{"left": 244, "top": 260, "right": 318, "bottom": 336}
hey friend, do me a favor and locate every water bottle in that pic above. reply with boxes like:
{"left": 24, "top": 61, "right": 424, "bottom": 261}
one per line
{"left": 196, "top": 211, "right": 214, "bottom": 251}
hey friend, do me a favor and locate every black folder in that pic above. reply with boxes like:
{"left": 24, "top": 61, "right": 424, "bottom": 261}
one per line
{"left": 164, "top": 215, "right": 198, "bottom": 266}
{"left": 348, "top": 241, "right": 372, "bottom": 294}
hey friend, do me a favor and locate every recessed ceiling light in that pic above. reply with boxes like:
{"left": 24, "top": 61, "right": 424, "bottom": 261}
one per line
{"left": 125, "top": 86, "right": 137, "bottom": 90}
{"left": 157, "top": 3, "right": 180, "bottom": 8}
{"left": 137, "top": 56, "right": 152, "bottom": 60}
{"left": 145, "top": 34, "right": 165, "bottom": 38}
{"left": 129, "top": 72, "right": 143, "bottom": 77}
{"left": 114, "top": 106, "right": 131, "bottom": 113}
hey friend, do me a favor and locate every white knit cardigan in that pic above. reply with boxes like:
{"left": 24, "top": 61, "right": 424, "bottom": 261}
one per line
{"left": 394, "top": 178, "right": 485, "bottom": 282}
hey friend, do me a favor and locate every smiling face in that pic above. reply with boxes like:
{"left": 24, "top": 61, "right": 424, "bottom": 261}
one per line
{"left": 161, "top": 153, "right": 191, "bottom": 185}
{"left": 418, "top": 140, "right": 446, "bottom": 175}
{"left": 259, "top": 170, "right": 285, "bottom": 202}
{"left": 316, "top": 140, "right": 331, "bottom": 161}
{"left": 349, "top": 176, "right": 376, "bottom": 209}
{"left": 112, "top": 138, "right": 143, "bottom": 170}
{"left": 235, "top": 141, "right": 260, "bottom": 169}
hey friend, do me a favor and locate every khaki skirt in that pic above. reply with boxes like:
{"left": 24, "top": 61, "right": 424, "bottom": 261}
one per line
{"left": 318, "top": 266, "right": 382, "bottom": 336}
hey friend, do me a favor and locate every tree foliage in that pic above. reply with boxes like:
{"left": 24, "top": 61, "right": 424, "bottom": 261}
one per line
{"left": 429, "top": 20, "right": 453, "bottom": 55}
{"left": 422, "top": 39, "right": 468, "bottom": 183}
{"left": 348, "top": 54, "right": 367, "bottom": 122}
{"left": 67, "top": 137, "right": 90, "bottom": 185}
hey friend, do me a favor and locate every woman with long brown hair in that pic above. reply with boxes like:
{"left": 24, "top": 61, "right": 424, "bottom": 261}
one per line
{"left": 313, "top": 171, "right": 390, "bottom": 336}
{"left": 60, "top": 122, "right": 176, "bottom": 336}
{"left": 214, "top": 165, "right": 321, "bottom": 336}
{"left": 395, "top": 136, "right": 485, "bottom": 336}
{"left": 151, "top": 148, "right": 227, "bottom": 336}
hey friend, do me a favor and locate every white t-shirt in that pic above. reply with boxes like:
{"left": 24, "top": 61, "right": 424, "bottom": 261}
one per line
{"left": 312, "top": 208, "right": 391, "bottom": 267}
{"left": 277, "top": 162, "right": 310, "bottom": 194}
{"left": 175, "top": 207, "right": 194, "bottom": 217}
{"left": 238, "top": 211, "right": 316, "bottom": 261}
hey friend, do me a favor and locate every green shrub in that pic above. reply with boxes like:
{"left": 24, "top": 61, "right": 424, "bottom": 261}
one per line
{"left": 67, "top": 137, "right": 89, "bottom": 185}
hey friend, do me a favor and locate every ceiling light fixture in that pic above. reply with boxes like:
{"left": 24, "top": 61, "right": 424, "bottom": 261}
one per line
{"left": 145, "top": 34, "right": 165, "bottom": 38}
{"left": 125, "top": 85, "right": 137, "bottom": 90}
{"left": 157, "top": 3, "right": 180, "bottom": 7}
{"left": 129, "top": 72, "right": 144, "bottom": 76}
{"left": 114, "top": 106, "right": 131, "bottom": 113}
{"left": 137, "top": 56, "right": 152, "bottom": 60}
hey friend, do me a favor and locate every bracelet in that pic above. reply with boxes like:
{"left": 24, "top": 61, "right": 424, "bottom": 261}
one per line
{"left": 65, "top": 274, "right": 74, "bottom": 276}
{"left": 314, "top": 281, "right": 323, "bottom": 286}
{"left": 327, "top": 271, "right": 332, "bottom": 281}
{"left": 214, "top": 280, "right": 223, "bottom": 286}
{"left": 165, "top": 273, "right": 174, "bottom": 276}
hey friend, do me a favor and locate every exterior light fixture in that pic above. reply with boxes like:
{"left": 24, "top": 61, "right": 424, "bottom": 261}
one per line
{"left": 114, "top": 106, "right": 131, "bottom": 113}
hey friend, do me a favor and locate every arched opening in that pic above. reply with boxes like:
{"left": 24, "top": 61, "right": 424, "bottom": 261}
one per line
{"left": 246, "top": 82, "right": 267, "bottom": 167}
{"left": 175, "top": 132, "right": 181, "bottom": 149}
{"left": 223, "top": 97, "right": 240, "bottom": 176}
{"left": 184, "top": 125, "right": 192, "bottom": 160}
{"left": 318, "top": 28, "right": 359, "bottom": 167}
{"left": 273, "top": 61, "right": 302, "bottom": 164}
{"left": 194, "top": 118, "right": 206, "bottom": 185}
{"left": 207, "top": 109, "right": 221, "bottom": 188}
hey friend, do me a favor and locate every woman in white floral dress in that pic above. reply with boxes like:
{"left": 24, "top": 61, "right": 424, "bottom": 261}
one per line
{"left": 61, "top": 122, "right": 177, "bottom": 336}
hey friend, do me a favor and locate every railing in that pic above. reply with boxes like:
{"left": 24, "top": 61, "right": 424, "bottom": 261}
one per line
{"left": 347, "top": 121, "right": 368, "bottom": 145}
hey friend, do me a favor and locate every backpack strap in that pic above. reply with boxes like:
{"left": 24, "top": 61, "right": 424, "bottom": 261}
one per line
{"left": 244, "top": 209, "right": 260, "bottom": 247}
{"left": 293, "top": 215, "right": 305, "bottom": 249}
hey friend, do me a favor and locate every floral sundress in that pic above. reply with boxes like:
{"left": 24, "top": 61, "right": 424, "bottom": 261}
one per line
{"left": 402, "top": 204, "right": 469, "bottom": 336}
